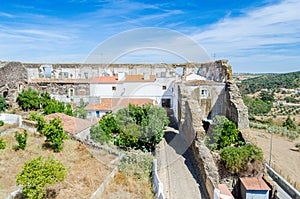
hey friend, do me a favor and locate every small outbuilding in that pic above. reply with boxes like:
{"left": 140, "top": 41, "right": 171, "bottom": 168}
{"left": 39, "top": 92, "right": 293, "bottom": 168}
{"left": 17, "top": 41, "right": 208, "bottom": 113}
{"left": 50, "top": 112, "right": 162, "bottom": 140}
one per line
{"left": 240, "top": 177, "right": 271, "bottom": 199}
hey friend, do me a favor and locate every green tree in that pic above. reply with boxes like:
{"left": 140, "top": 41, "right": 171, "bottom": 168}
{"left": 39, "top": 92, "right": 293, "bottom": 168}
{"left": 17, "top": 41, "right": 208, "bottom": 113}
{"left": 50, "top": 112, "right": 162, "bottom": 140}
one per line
{"left": 243, "top": 97, "right": 272, "bottom": 115}
{"left": 41, "top": 117, "right": 68, "bottom": 152}
{"left": 16, "top": 156, "right": 67, "bottom": 199}
{"left": 283, "top": 115, "right": 297, "bottom": 130}
{"left": 28, "top": 112, "right": 46, "bottom": 132}
{"left": 14, "top": 130, "right": 28, "bottom": 150}
{"left": 259, "top": 90, "right": 275, "bottom": 102}
{"left": 17, "top": 88, "right": 40, "bottom": 111}
{"left": 39, "top": 92, "right": 51, "bottom": 108}
{"left": 73, "top": 107, "right": 87, "bottom": 119}
{"left": 90, "top": 114, "right": 120, "bottom": 144}
{"left": 64, "top": 104, "right": 73, "bottom": 116}
{"left": 115, "top": 104, "right": 169, "bottom": 151}
{"left": 43, "top": 99, "right": 65, "bottom": 115}
{"left": 0, "top": 95, "right": 6, "bottom": 112}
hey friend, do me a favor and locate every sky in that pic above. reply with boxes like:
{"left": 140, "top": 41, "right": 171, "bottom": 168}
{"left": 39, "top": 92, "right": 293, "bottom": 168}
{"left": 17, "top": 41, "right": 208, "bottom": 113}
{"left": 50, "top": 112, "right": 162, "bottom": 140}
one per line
{"left": 0, "top": 0, "right": 300, "bottom": 73}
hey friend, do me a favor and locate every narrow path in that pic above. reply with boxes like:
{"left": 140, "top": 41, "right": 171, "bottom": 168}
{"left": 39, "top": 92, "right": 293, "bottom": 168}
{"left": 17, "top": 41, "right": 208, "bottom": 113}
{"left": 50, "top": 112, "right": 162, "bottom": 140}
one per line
{"left": 157, "top": 127, "right": 207, "bottom": 199}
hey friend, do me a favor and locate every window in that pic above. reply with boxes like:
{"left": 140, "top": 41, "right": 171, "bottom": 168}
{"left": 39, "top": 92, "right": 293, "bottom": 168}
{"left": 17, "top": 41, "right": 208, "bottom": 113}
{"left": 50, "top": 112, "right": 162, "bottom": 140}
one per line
{"left": 162, "top": 86, "right": 167, "bottom": 90}
{"left": 162, "top": 98, "right": 171, "bottom": 108}
{"left": 63, "top": 72, "right": 69, "bottom": 78}
{"left": 18, "top": 84, "right": 23, "bottom": 93}
{"left": 69, "top": 88, "right": 74, "bottom": 97}
{"left": 112, "top": 86, "right": 116, "bottom": 91}
{"left": 201, "top": 89, "right": 208, "bottom": 98}
{"left": 84, "top": 72, "right": 88, "bottom": 79}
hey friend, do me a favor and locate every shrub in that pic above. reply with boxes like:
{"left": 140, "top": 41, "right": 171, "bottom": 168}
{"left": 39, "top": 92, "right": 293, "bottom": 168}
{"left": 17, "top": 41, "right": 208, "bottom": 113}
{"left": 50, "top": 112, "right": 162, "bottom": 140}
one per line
{"left": 14, "top": 130, "right": 28, "bottom": 150}
{"left": 41, "top": 117, "right": 68, "bottom": 152}
{"left": 17, "top": 156, "right": 67, "bottom": 199}
{"left": 206, "top": 116, "right": 242, "bottom": 150}
{"left": 220, "top": 144, "right": 263, "bottom": 174}
{"left": 0, "top": 120, "right": 4, "bottom": 127}
{"left": 0, "top": 138, "right": 6, "bottom": 150}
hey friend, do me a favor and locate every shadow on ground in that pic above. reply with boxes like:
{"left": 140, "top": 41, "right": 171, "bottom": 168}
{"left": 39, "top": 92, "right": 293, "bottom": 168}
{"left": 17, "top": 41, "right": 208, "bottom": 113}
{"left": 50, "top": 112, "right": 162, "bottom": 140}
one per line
{"left": 164, "top": 130, "right": 209, "bottom": 199}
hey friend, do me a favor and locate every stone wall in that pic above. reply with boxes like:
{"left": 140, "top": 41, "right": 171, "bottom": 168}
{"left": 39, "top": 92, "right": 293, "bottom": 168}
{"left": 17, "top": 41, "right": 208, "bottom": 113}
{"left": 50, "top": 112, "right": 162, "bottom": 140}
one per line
{"left": 224, "top": 81, "right": 249, "bottom": 129}
{"left": 196, "top": 60, "right": 232, "bottom": 83}
{"left": 0, "top": 62, "right": 27, "bottom": 108}
{"left": 180, "top": 99, "right": 219, "bottom": 199}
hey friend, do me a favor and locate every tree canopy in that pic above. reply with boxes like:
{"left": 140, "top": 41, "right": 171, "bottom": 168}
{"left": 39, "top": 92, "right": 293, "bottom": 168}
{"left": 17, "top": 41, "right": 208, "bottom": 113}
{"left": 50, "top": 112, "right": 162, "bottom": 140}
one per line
{"left": 17, "top": 156, "right": 67, "bottom": 199}
{"left": 90, "top": 104, "right": 169, "bottom": 152}
{"left": 0, "top": 95, "right": 6, "bottom": 112}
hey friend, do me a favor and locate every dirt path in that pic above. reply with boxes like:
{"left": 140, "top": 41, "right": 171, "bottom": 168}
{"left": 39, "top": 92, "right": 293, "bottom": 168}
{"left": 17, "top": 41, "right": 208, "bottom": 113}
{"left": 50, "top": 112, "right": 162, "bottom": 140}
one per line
{"left": 156, "top": 127, "right": 207, "bottom": 199}
{"left": 251, "top": 129, "right": 300, "bottom": 191}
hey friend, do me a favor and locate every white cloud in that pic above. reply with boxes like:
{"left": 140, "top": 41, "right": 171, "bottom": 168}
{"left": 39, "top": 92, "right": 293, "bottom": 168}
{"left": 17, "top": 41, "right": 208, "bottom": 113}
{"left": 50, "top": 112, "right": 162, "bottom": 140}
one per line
{"left": 192, "top": 0, "right": 300, "bottom": 72}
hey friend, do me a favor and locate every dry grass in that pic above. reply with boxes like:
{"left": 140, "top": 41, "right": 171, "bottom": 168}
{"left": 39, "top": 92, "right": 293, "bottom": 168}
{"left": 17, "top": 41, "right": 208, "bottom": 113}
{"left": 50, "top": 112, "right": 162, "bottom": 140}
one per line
{"left": 102, "top": 152, "right": 154, "bottom": 199}
{"left": 0, "top": 128, "right": 116, "bottom": 199}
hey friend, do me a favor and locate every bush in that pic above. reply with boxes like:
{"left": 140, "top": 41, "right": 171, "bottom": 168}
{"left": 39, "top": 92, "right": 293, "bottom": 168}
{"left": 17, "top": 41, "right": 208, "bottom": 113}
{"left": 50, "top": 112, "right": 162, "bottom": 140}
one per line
{"left": 90, "top": 114, "right": 120, "bottom": 144}
{"left": 14, "top": 130, "right": 28, "bottom": 150}
{"left": 220, "top": 144, "right": 263, "bottom": 174}
{"left": 0, "top": 138, "right": 6, "bottom": 150}
{"left": 0, "top": 120, "right": 4, "bottom": 127}
{"left": 17, "top": 156, "right": 67, "bottom": 199}
{"left": 206, "top": 116, "right": 243, "bottom": 150}
{"left": 41, "top": 117, "right": 68, "bottom": 152}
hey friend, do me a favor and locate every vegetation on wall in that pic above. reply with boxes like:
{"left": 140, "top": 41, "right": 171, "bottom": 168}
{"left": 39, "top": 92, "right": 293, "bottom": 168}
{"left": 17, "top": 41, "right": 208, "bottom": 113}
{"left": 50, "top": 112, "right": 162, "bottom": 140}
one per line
{"left": 206, "top": 116, "right": 243, "bottom": 150}
{"left": 90, "top": 104, "right": 169, "bottom": 152}
{"left": 16, "top": 156, "right": 67, "bottom": 199}
{"left": 220, "top": 144, "right": 263, "bottom": 174}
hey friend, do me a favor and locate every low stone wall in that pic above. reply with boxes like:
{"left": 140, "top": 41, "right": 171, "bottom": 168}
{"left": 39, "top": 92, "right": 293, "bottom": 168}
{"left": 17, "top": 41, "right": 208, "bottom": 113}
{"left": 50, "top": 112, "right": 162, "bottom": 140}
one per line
{"left": 0, "top": 114, "right": 22, "bottom": 127}
{"left": 152, "top": 159, "right": 165, "bottom": 199}
{"left": 265, "top": 163, "right": 300, "bottom": 199}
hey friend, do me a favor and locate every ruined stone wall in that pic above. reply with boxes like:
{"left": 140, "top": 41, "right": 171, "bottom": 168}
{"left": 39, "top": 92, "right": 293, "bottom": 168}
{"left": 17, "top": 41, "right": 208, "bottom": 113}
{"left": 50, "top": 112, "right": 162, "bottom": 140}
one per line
{"left": 180, "top": 99, "right": 219, "bottom": 199}
{"left": 0, "top": 62, "right": 27, "bottom": 107}
{"left": 195, "top": 60, "right": 232, "bottom": 83}
{"left": 224, "top": 81, "right": 249, "bottom": 130}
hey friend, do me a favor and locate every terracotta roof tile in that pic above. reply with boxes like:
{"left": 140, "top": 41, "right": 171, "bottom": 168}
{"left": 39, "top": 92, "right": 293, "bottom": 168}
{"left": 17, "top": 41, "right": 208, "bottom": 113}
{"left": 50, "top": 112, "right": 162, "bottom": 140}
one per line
{"left": 90, "top": 76, "right": 119, "bottom": 83}
{"left": 218, "top": 184, "right": 234, "bottom": 199}
{"left": 45, "top": 113, "right": 96, "bottom": 135}
{"left": 240, "top": 177, "right": 271, "bottom": 191}
{"left": 84, "top": 98, "right": 155, "bottom": 111}
{"left": 124, "top": 75, "right": 156, "bottom": 82}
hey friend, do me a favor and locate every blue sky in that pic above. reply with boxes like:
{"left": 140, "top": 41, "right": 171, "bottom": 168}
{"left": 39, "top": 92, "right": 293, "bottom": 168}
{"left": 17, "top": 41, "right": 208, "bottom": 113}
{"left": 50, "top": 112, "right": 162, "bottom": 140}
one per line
{"left": 0, "top": 0, "right": 299, "bottom": 73}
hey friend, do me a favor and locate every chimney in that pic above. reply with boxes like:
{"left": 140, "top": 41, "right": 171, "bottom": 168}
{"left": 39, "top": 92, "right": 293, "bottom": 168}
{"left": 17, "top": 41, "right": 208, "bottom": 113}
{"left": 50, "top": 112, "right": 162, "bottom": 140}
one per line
{"left": 144, "top": 73, "right": 150, "bottom": 80}
{"left": 118, "top": 72, "right": 126, "bottom": 80}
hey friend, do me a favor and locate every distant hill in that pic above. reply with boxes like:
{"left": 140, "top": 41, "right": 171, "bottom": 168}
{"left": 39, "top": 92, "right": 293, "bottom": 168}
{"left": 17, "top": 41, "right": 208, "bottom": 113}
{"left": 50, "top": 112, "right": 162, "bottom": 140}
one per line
{"left": 237, "top": 71, "right": 300, "bottom": 94}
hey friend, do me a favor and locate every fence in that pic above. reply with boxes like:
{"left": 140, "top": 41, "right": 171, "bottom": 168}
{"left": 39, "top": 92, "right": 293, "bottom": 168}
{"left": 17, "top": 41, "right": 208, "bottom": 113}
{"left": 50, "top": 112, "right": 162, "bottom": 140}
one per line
{"left": 152, "top": 159, "right": 165, "bottom": 199}
{"left": 265, "top": 163, "right": 300, "bottom": 199}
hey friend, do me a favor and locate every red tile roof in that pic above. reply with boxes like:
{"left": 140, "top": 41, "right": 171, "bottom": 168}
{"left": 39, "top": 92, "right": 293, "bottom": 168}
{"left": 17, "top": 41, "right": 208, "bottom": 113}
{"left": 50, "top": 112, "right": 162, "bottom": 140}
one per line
{"left": 45, "top": 113, "right": 97, "bottom": 135}
{"left": 124, "top": 75, "right": 156, "bottom": 82}
{"left": 84, "top": 98, "right": 155, "bottom": 111}
{"left": 240, "top": 177, "right": 271, "bottom": 191}
{"left": 90, "top": 76, "right": 119, "bottom": 83}
{"left": 218, "top": 184, "right": 234, "bottom": 199}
